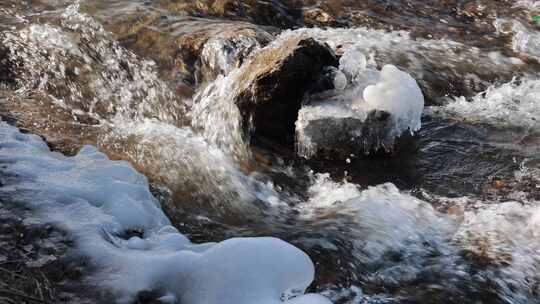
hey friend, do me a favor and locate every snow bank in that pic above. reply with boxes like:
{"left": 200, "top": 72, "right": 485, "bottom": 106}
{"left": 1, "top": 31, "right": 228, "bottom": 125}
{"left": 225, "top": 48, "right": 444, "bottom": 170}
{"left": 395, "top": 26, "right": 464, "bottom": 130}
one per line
{"left": 0, "top": 121, "right": 330, "bottom": 304}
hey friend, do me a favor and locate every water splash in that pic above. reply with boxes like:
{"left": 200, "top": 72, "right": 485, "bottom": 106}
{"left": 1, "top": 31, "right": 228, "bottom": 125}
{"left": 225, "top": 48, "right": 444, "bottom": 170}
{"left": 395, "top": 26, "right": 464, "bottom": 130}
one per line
{"left": 2, "top": 3, "right": 185, "bottom": 125}
{"left": 435, "top": 77, "right": 540, "bottom": 131}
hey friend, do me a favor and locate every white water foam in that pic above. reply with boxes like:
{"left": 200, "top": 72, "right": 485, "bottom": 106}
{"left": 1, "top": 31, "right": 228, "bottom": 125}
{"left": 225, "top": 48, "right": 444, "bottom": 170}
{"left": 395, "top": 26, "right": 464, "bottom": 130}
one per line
{"left": 435, "top": 77, "right": 540, "bottom": 131}
{"left": 298, "top": 174, "right": 456, "bottom": 264}
{"left": 299, "top": 171, "right": 540, "bottom": 302}
{"left": 280, "top": 27, "right": 524, "bottom": 87}
{"left": 495, "top": 18, "right": 540, "bottom": 61}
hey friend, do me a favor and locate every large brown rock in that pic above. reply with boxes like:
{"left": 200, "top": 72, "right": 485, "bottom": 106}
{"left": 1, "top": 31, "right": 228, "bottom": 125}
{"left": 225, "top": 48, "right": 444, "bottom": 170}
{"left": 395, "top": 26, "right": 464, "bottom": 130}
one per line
{"left": 234, "top": 36, "right": 337, "bottom": 145}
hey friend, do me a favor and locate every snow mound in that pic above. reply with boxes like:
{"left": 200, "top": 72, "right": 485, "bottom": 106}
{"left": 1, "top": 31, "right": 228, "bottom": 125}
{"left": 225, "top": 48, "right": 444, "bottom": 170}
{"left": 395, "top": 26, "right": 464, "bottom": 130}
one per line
{"left": 0, "top": 122, "right": 330, "bottom": 304}
{"left": 363, "top": 64, "right": 424, "bottom": 133}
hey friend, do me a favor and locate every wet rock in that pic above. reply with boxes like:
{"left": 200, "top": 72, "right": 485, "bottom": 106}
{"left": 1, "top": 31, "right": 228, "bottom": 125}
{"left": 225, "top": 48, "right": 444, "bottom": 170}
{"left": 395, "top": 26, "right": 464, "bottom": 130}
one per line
{"left": 234, "top": 37, "right": 337, "bottom": 145}
{"left": 194, "top": 24, "right": 273, "bottom": 83}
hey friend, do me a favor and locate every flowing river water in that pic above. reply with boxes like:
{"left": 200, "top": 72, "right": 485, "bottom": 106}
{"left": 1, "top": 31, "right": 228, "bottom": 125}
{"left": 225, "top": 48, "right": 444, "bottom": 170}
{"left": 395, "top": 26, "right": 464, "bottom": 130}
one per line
{"left": 1, "top": 1, "right": 540, "bottom": 303}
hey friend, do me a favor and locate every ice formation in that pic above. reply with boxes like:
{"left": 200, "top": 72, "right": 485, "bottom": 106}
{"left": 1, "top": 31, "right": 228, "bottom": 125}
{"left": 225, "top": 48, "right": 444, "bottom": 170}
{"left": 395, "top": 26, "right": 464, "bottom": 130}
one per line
{"left": 0, "top": 121, "right": 330, "bottom": 304}
{"left": 437, "top": 78, "right": 540, "bottom": 130}
{"left": 296, "top": 60, "right": 424, "bottom": 158}
{"left": 363, "top": 65, "right": 424, "bottom": 132}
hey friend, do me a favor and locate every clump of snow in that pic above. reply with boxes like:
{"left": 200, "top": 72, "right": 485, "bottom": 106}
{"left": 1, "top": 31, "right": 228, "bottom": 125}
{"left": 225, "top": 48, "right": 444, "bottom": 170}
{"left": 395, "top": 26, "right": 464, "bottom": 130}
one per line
{"left": 435, "top": 78, "right": 540, "bottom": 130}
{"left": 0, "top": 121, "right": 330, "bottom": 304}
{"left": 363, "top": 65, "right": 424, "bottom": 132}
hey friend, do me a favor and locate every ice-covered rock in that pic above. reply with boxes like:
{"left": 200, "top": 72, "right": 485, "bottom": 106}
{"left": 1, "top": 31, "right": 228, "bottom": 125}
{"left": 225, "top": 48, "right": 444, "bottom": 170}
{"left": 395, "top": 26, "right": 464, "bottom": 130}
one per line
{"left": 0, "top": 121, "right": 330, "bottom": 304}
{"left": 296, "top": 64, "right": 424, "bottom": 158}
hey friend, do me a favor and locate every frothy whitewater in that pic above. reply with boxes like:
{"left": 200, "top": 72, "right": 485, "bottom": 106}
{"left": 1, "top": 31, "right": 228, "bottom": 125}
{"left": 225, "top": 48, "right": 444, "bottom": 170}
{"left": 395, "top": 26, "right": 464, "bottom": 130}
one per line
{"left": 1, "top": 2, "right": 540, "bottom": 304}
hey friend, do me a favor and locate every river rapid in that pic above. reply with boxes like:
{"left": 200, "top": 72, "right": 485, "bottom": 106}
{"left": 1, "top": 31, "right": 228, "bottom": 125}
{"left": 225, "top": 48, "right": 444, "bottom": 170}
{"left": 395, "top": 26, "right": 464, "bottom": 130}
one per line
{"left": 1, "top": 1, "right": 540, "bottom": 303}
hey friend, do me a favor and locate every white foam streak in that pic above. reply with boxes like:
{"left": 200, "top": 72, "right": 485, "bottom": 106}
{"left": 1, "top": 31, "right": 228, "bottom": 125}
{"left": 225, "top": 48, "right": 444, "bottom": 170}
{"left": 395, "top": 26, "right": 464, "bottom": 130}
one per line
{"left": 438, "top": 77, "right": 540, "bottom": 130}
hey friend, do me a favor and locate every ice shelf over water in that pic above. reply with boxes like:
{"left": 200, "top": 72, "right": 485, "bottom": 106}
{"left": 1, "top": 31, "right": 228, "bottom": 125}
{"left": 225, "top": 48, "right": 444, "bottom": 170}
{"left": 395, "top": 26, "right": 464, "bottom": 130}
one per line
{"left": 0, "top": 121, "right": 331, "bottom": 304}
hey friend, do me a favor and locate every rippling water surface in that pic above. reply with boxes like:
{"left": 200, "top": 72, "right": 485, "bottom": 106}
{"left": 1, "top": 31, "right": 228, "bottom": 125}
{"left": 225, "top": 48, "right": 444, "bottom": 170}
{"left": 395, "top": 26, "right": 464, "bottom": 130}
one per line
{"left": 1, "top": 0, "right": 540, "bottom": 303}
